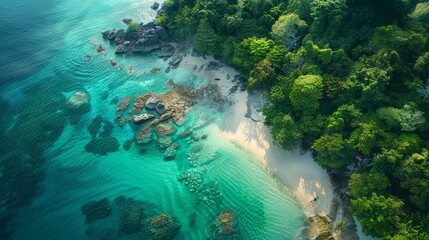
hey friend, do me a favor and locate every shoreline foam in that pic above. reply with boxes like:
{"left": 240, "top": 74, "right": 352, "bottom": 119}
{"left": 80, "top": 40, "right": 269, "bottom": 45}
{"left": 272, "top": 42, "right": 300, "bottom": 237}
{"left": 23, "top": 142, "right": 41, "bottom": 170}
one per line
{"left": 180, "top": 53, "right": 334, "bottom": 216}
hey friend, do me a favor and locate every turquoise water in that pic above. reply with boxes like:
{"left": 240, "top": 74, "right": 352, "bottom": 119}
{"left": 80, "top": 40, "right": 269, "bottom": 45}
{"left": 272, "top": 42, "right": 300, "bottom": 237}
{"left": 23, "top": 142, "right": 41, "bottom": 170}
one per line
{"left": 0, "top": 0, "right": 306, "bottom": 239}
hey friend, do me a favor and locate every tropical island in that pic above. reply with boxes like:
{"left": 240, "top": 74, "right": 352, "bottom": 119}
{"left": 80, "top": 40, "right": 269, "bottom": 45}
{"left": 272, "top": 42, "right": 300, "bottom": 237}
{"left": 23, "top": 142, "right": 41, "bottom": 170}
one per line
{"left": 1, "top": 0, "right": 429, "bottom": 239}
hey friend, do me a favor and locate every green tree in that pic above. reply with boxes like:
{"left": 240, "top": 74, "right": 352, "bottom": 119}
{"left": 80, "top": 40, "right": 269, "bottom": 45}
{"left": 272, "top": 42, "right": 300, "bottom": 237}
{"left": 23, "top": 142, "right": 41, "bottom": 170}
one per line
{"left": 271, "top": 13, "right": 308, "bottom": 50}
{"left": 349, "top": 172, "right": 390, "bottom": 198}
{"left": 265, "top": 44, "right": 288, "bottom": 70}
{"left": 309, "top": 0, "right": 346, "bottom": 43}
{"left": 289, "top": 74, "right": 323, "bottom": 115}
{"left": 345, "top": 66, "right": 390, "bottom": 110}
{"left": 335, "top": 220, "right": 347, "bottom": 240}
{"left": 350, "top": 193, "right": 403, "bottom": 238}
{"left": 399, "top": 149, "right": 429, "bottom": 211}
{"left": 248, "top": 37, "right": 273, "bottom": 62}
{"left": 270, "top": 114, "right": 302, "bottom": 150}
{"left": 224, "top": 13, "right": 243, "bottom": 35}
{"left": 348, "top": 121, "right": 383, "bottom": 156}
{"left": 193, "top": 18, "right": 220, "bottom": 55}
{"left": 248, "top": 59, "right": 276, "bottom": 90}
{"left": 312, "top": 133, "right": 351, "bottom": 168}
{"left": 327, "top": 104, "right": 361, "bottom": 134}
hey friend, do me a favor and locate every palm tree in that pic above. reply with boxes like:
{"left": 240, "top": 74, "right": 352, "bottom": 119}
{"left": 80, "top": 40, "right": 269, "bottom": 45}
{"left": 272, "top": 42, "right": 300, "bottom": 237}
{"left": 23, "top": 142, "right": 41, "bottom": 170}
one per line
{"left": 335, "top": 220, "right": 347, "bottom": 240}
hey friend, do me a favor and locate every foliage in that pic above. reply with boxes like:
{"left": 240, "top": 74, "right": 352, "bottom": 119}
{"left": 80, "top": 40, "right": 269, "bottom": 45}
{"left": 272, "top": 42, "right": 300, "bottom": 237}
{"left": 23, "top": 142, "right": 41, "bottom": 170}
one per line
{"left": 193, "top": 18, "right": 221, "bottom": 55}
{"left": 349, "top": 172, "right": 390, "bottom": 198}
{"left": 289, "top": 74, "right": 323, "bottom": 115}
{"left": 312, "top": 133, "right": 351, "bottom": 168}
{"left": 271, "top": 13, "right": 308, "bottom": 50}
{"left": 126, "top": 22, "right": 140, "bottom": 32}
{"left": 399, "top": 149, "right": 429, "bottom": 211}
{"left": 350, "top": 193, "right": 403, "bottom": 238}
{"left": 269, "top": 114, "right": 302, "bottom": 150}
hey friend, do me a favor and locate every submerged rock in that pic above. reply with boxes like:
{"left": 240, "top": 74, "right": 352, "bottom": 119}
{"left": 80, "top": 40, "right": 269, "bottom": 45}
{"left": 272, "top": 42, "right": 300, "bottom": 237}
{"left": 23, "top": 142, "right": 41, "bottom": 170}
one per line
{"left": 135, "top": 127, "right": 152, "bottom": 144}
{"left": 140, "top": 214, "right": 180, "bottom": 240}
{"left": 158, "top": 136, "right": 172, "bottom": 149}
{"left": 209, "top": 208, "right": 240, "bottom": 240}
{"left": 163, "top": 143, "right": 179, "bottom": 161}
{"left": 120, "top": 201, "right": 144, "bottom": 235}
{"left": 81, "top": 198, "right": 112, "bottom": 224}
{"left": 85, "top": 136, "right": 120, "bottom": 156}
{"left": 156, "top": 122, "right": 175, "bottom": 137}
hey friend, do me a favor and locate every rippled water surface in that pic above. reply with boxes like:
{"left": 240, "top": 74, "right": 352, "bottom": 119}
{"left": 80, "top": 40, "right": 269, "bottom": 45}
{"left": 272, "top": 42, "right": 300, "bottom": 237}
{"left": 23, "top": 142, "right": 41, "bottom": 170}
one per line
{"left": 0, "top": 0, "right": 306, "bottom": 239}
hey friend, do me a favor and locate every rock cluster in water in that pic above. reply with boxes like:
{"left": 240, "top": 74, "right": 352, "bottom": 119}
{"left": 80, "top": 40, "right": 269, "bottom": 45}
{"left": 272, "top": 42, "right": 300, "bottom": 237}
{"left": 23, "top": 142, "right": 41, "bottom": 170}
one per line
{"left": 209, "top": 208, "right": 241, "bottom": 240}
{"left": 85, "top": 115, "right": 120, "bottom": 155}
{"left": 305, "top": 212, "right": 334, "bottom": 240}
{"left": 81, "top": 196, "right": 181, "bottom": 240}
{"left": 178, "top": 168, "right": 223, "bottom": 207}
{"left": 81, "top": 198, "right": 112, "bottom": 223}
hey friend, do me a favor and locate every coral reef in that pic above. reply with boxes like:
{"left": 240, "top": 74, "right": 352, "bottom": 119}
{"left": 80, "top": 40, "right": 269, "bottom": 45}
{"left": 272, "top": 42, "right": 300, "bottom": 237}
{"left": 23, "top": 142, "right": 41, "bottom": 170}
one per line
{"left": 81, "top": 198, "right": 112, "bottom": 223}
{"left": 120, "top": 200, "right": 144, "bottom": 235}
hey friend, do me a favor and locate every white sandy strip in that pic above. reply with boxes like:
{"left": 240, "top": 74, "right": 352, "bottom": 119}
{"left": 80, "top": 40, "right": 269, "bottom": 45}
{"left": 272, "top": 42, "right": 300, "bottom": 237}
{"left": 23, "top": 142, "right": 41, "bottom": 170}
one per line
{"left": 180, "top": 54, "right": 334, "bottom": 216}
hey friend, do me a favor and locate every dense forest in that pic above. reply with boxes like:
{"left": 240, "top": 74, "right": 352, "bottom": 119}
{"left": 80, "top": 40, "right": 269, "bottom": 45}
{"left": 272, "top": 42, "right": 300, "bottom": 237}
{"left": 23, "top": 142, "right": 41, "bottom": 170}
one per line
{"left": 156, "top": 0, "right": 429, "bottom": 239}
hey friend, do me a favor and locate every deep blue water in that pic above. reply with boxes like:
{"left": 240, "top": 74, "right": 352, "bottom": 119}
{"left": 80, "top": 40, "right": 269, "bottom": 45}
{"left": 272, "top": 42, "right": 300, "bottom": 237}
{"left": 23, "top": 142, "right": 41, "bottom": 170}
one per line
{"left": 0, "top": 0, "right": 306, "bottom": 239}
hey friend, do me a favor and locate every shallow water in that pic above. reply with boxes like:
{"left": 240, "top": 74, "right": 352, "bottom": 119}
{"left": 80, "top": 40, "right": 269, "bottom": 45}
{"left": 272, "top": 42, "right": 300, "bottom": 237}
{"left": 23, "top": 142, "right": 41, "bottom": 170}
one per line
{"left": 0, "top": 0, "right": 306, "bottom": 239}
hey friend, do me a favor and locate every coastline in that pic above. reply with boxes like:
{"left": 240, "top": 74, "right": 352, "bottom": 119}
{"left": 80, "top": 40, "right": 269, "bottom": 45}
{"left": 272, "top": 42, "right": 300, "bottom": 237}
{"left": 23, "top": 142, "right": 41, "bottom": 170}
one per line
{"left": 179, "top": 53, "right": 334, "bottom": 216}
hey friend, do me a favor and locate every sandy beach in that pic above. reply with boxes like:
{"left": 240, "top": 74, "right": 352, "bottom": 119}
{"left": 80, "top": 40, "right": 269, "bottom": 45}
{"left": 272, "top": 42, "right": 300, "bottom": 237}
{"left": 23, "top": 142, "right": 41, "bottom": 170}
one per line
{"left": 180, "top": 54, "right": 334, "bottom": 216}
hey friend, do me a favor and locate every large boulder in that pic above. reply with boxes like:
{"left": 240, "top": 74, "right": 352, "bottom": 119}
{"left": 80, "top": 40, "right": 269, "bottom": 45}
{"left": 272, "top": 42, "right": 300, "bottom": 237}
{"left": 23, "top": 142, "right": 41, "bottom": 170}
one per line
{"left": 132, "top": 35, "right": 162, "bottom": 53}
{"left": 169, "top": 54, "right": 183, "bottom": 67}
{"left": 81, "top": 198, "right": 112, "bottom": 224}
{"left": 145, "top": 97, "right": 159, "bottom": 110}
{"left": 155, "top": 103, "right": 167, "bottom": 115}
{"left": 209, "top": 208, "right": 240, "bottom": 240}
{"left": 157, "top": 44, "right": 175, "bottom": 58}
{"left": 115, "top": 41, "right": 132, "bottom": 54}
{"left": 155, "top": 25, "right": 168, "bottom": 41}
{"left": 140, "top": 214, "right": 180, "bottom": 240}
{"left": 66, "top": 91, "right": 90, "bottom": 124}
{"left": 132, "top": 113, "right": 155, "bottom": 124}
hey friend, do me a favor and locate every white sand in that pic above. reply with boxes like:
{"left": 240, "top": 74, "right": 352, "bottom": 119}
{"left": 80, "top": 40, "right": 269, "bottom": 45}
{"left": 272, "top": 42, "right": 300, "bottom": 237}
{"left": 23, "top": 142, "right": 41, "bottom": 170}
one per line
{"left": 180, "top": 54, "right": 334, "bottom": 216}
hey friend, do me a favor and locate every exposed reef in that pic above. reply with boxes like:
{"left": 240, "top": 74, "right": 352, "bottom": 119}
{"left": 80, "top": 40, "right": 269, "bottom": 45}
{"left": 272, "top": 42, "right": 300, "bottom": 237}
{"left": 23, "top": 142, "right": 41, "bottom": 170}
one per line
{"left": 209, "top": 208, "right": 240, "bottom": 240}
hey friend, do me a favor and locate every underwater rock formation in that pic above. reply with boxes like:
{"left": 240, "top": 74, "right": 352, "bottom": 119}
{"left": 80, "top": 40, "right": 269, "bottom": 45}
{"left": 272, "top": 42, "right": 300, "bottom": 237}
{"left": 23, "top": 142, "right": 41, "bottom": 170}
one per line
{"left": 140, "top": 214, "right": 181, "bottom": 240}
{"left": 120, "top": 200, "right": 144, "bottom": 235}
{"left": 163, "top": 143, "right": 179, "bottom": 161}
{"left": 209, "top": 208, "right": 240, "bottom": 240}
{"left": 135, "top": 127, "right": 152, "bottom": 144}
{"left": 85, "top": 116, "right": 119, "bottom": 155}
{"left": 178, "top": 169, "right": 223, "bottom": 207}
{"left": 85, "top": 136, "right": 120, "bottom": 156}
{"left": 81, "top": 198, "right": 112, "bottom": 223}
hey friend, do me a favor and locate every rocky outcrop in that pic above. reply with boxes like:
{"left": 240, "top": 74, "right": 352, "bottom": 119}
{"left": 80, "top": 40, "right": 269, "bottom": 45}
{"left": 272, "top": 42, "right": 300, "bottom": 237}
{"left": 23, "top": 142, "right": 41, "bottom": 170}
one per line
{"left": 115, "top": 41, "right": 132, "bottom": 54}
{"left": 209, "top": 208, "right": 240, "bottom": 240}
{"left": 305, "top": 212, "right": 334, "bottom": 240}
{"left": 150, "top": 2, "right": 160, "bottom": 10}
{"left": 140, "top": 214, "right": 180, "bottom": 240}
{"left": 81, "top": 198, "right": 112, "bottom": 223}
{"left": 155, "top": 102, "right": 167, "bottom": 115}
{"left": 157, "top": 44, "right": 175, "bottom": 58}
{"left": 135, "top": 127, "right": 152, "bottom": 144}
{"left": 132, "top": 113, "right": 155, "bottom": 124}
{"left": 145, "top": 96, "right": 159, "bottom": 110}
{"left": 102, "top": 22, "right": 169, "bottom": 54}
{"left": 169, "top": 54, "right": 183, "bottom": 67}
{"left": 158, "top": 136, "right": 172, "bottom": 149}
{"left": 205, "top": 61, "right": 223, "bottom": 71}
{"left": 117, "top": 96, "right": 131, "bottom": 112}
{"left": 132, "top": 35, "right": 162, "bottom": 53}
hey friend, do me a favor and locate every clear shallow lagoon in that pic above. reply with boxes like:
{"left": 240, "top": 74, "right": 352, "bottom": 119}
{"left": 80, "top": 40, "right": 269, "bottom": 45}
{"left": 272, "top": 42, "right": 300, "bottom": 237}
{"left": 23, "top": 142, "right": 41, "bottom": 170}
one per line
{"left": 0, "top": 0, "right": 306, "bottom": 239}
